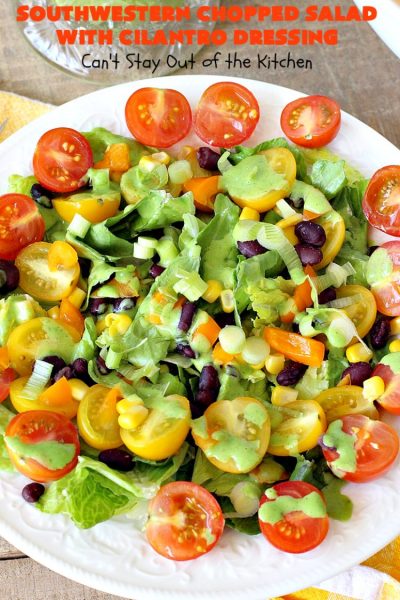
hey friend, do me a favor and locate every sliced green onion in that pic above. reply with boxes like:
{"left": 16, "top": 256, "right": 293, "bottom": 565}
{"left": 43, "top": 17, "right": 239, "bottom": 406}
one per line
{"left": 217, "top": 151, "right": 233, "bottom": 174}
{"left": 168, "top": 160, "right": 193, "bottom": 185}
{"left": 173, "top": 270, "right": 208, "bottom": 302}
{"left": 219, "top": 326, "right": 246, "bottom": 355}
{"left": 327, "top": 315, "right": 357, "bottom": 348}
{"left": 14, "top": 298, "right": 35, "bottom": 322}
{"left": 191, "top": 332, "right": 212, "bottom": 354}
{"left": 157, "top": 238, "right": 179, "bottom": 268}
{"left": 68, "top": 214, "right": 91, "bottom": 238}
{"left": 241, "top": 336, "right": 269, "bottom": 365}
{"left": 317, "top": 262, "right": 355, "bottom": 292}
{"left": 137, "top": 236, "right": 158, "bottom": 249}
{"left": 229, "top": 481, "right": 261, "bottom": 517}
{"left": 326, "top": 295, "right": 361, "bottom": 309}
{"left": 87, "top": 167, "right": 110, "bottom": 195}
{"left": 133, "top": 243, "right": 155, "bottom": 260}
{"left": 232, "top": 220, "right": 263, "bottom": 243}
{"left": 21, "top": 360, "right": 53, "bottom": 401}
{"left": 276, "top": 199, "right": 297, "bottom": 219}
{"left": 105, "top": 347, "right": 123, "bottom": 370}
{"left": 257, "top": 223, "right": 304, "bottom": 284}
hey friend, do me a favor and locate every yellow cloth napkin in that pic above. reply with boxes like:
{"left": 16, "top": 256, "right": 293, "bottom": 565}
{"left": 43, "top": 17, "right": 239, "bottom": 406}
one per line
{"left": 1, "top": 89, "right": 400, "bottom": 600}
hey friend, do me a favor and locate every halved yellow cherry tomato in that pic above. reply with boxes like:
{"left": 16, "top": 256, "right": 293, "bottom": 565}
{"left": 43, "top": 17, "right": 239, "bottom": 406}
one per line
{"left": 16, "top": 242, "right": 80, "bottom": 302}
{"left": 53, "top": 192, "right": 120, "bottom": 224}
{"left": 267, "top": 400, "right": 327, "bottom": 456}
{"left": 10, "top": 376, "right": 78, "bottom": 419}
{"left": 192, "top": 396, "right": 270, "bottom": 474}
{"left": 48, "top": 241, "right": 78, "bottom": 271}
{"left": 336, "top": 285, "right": 377, "bottom": 339}
{"left": 7, "top": 317, "right": 77, "bottom": 376}
{"left": 314, "top": 210, "right": 346, "bottom": 269}
{"left": 314, "top": 385, "right": 379, "bottom": 423}
{"left": 77, "top": 385, "right": 122, "bottom": 450}
{"left": 120, "top": 394, "right": 191, "bottom": 461}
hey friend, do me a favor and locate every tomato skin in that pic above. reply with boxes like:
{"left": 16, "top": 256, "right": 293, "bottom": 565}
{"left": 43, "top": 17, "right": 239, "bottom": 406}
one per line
{"left": 125, "top": 88, "right": 192, "bottom": 148}
{"left": 0, "top": 368, "right": 15, "bottom": 403}
{"left": 259, "top": 481, "right": 329, "bottom": 554}
{"left": 5, "top": 410, "right": 80, "bottom": 483}
{"left": 146, "top": 481, "right": 225, "bottom": 561}
{"left": 369, "top": 242, "right": 400, "bottom": 316}
{"left": 321, "top": 414, "right": 399, "bottom": 483}
{"left": 373, "top": 363, "right": 400, "bottom": 415}
{"left": 362, "top": 166, "right": 400, "bottom": 236}
{"left": 10, "top": 376, "right": 78, "bottom": 420}
{"left": 281, "top": 95, "right": 341, "bottom": 148}
{"left": 33, "top": 128, "right": 93, "bottom": 194}
{"left": 336, "top": 285, "right": 377, "bottom": 339}
{"left": 77, "top": 385, "right": 122, "bottom": 451}
{"left": 0, "top": 194, "right": 45, "bottom": 260}
{"left": 194, "top": 82, "right": 260, "bottom": 147}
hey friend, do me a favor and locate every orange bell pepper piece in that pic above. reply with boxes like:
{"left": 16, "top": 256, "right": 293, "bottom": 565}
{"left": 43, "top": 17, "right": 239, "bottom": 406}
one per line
{"left": 194, "top": 316, "right": 221, "bottom": 346}
{"left": 40, "top": 377, "right": 78, "bottom": 419}
{"left": 263, "top": 327, "right": 325, "bottom": 367}
{"left": 294, "top": 265, "right": 316, "bottom": 313}
{"left": 303, "top": 209, "right": 321, "bottom": 221}
{"left": 183, "top": 176, "right": 220, "bottom": 213}
{"left": 59, "top": 299, "right": 85, "bottom": 338}
{"left": 48, "top": 241, "right": 78, "bottom": 272}
{"left": 0, "top": 347, "right": 10, "bottom": 370}
{"left": 212, "top": 342, "right": 234, "bottom": 365}
{"left": 94, "top": 143, "right": 131, "bottom": 174}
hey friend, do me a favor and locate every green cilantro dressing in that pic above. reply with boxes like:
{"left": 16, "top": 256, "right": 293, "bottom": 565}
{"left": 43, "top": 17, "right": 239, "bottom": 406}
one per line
{"left": 269, "top": 432, "right": 300, "bottom": 454}
{"left": 381, "top": 352, "right": 400, "bottom": 375}
{"left": 322, "top": 420, "right": 357, "bottom": 473}
{"left": 243, "top": 402, "right": 268, "bottom": 428}
{"left": 5, "top": 437, "right": 76, "bottom": 470}
{"left": 202, "top": 528, "right": 216, "bottom": 545}
{"left": 191, "top": 415, "right": 208, "bottom": 439}
{"left": 222, "top": 155, "right": 287, "bottom": 202}
{"left": 145, "top": 395, "right": 187, "bottom": 420}
{"left": 259, "top": 489, "right": 327, "bottom": 525}
{"left": 206, "top": 430, "right": 260, "bottom": 472}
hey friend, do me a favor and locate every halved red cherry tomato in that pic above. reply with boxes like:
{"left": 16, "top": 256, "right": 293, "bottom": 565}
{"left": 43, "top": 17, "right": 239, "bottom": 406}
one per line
{"left": 321, "top": 414, "right": 399, "bottom": 483}
{"left": 369, "top": 241, "right": 400, "bottom": 316}
{"left": 194, "top": 82, "right": 260, "bottom": 147}
{"left": 33, "top": 128, "right": 93, "bottom": 193}
{"left": 125, "top": 88, "right": 192, "bottom": 148}
{"left": 373, "top": 358, "right": 400, "bottom": 415}
{"left": 362, "top": 166, "right": 400, "bottom": 236}
{"left": 146, "top": 481, "right": 225, "bottom": 561}
{"left": 280, "top": 95, "right": 341, "bottom": 148}
{"left": 4, "top": 410, "right": 80, "bottom": 483}
{"left": 0, "top": 194, "right": 45, "bottom": 260}
{"left": 258, "top": 481, "right": 329, "bottom": 554}
{"left": 0, "top": 368, "right": 15, "bottom": 403}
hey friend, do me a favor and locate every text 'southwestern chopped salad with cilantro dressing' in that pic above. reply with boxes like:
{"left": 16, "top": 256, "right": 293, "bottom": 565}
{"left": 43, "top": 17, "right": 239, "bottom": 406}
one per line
{"left": 0, "top": 82, "right": 400, "bottom": 559}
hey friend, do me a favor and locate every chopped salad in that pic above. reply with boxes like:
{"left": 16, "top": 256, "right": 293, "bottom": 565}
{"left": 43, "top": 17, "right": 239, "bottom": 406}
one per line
{"left": 0, "top": 83, "right": 400, "bottom": 559}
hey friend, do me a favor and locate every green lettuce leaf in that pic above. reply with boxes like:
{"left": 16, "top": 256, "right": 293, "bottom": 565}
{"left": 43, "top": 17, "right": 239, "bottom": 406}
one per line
{"left": 82, "top": 127, "right": 150, "bottom": 164}
{"left": 132, "top": 190, "right": 195, "bottom": 232}
{"left": 234, "top": 251, "right": 283, "bottom": 312}
{"left": 217, "top": 369, "right": 268, "bottom": 402}
{"left": 0, "top": 405, "right": 16, "bottom": 472}
{"left": 72, "top": 317, "right": 97, "bottom": 361}
{"left": 0, "top": 294, "right": 46, "bottom": 344}
{"left": 310, "top": 160, "right": 347, "bottom": 199}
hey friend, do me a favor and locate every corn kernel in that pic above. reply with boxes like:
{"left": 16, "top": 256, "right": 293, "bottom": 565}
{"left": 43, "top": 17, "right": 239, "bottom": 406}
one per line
{"left": 116, "top": 395, "right": 144, "bottom": 414}
{"left": 363, "top": 376, "right": 385, "bottom": 401}
{"left": 239, "top": 207, "right": 260, "bottom": 222}
{"left": 220, "top": 289, "right": 235, "bottom": 313}
{"left": 96, "top": 316, "right": 107, "bottom": 334}
{"left": 251, "top": 361, "right": 266, "bottom": 370}
{"left": 151, "top": 151, "right": 171, "bottom": 165}
{"left": 148, "top": 313, "right": 162, "bottom": 325}
{"left": 389, "top": 339, "right": 400, "bottom": 353}
{"left": 138, "top": 155, "right": 160, "bottom": 173}
{"left": 202, "top": 280, "right": 223, "bottom": 303}
{"left": 283, "top": 225, "right": 298, "bottom": 246}
{"left": 277, "top": 214, "right": 303, "bottom": 229}
{"left": 69, "top": 378, "right": 89, "bottom": 402}
{"left": 105, "top": 313, "right": 132, "bottom": 336}
{"left": 346, "top": 343, "right": 373, "bottom": 363}
{"left": 265, "top": 354, "right": 285, "bottom": 375}
{"left": 67, "top": 287, "right": 86, "bottom": 309}
{"left": 118, "top": 406, "right": 149, "bottom": 430}
{"left": 48, "top": 306, "right": 60, "bottom": 320}
{"left": 390, "top": 317, "right": 400, "bottom": 336}
{"left": 271, "top": 386, "right": 299, "bottom": 406}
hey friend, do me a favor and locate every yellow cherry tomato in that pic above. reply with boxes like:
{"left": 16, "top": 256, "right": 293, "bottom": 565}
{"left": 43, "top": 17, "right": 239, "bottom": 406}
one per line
{"left": 192, "top": 396, "right": 271, "bottom": 474}
{"left": 267, "top": 400, "right": 327, "bottom": 456}
{"left": 10, "top": 376, "right": 78, "bottom": 419}
{"left": 77, "top": 385, "right": 122, "bottom": 450}
{"left": 336, "top": 284, "right": 377, "bottom": 339}
{"left": 314, "top": 386, "right": 379, "bottom": 423}
{"left": 314, "top": 210, "right": 346, "bottom": 269}
{"left": 16, "top": 242, "right": 80, "bottom": 302}
{"left": 53, "top": 192, "right": 120, "bottom": 224}
{"left": 7, "top": 317, "right": 77, "bottom": 376}
{"left": 120, "top": 394, "right": 191, "bottom": 461}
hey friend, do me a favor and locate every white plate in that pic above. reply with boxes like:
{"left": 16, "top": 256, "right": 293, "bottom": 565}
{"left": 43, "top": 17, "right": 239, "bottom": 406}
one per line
{"left": 354, "top": 0, "right": 400, "bottom": 59}
{"left": 1, "top": 75, "right": 400, "bottom": 600}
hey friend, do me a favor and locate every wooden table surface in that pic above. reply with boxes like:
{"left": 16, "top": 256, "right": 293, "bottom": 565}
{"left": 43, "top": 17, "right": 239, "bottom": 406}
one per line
{"left": 1, "top": 0, "right": 400, "bottom": 598}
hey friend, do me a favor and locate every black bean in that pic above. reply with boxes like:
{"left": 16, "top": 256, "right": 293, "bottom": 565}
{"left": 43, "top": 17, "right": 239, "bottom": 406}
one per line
{"left": 22, "top": 482, "right": 45, "bottom": 503}
{"left": 149, "top": 264, "right": 165, "bottom": 279}
{"left": 30, "top": 183, "right": 53, "bottom": 208}
{"left": 98, "top": 449, "right": 134, "bottom": 472}
{"left": 54, "top": 366, "right": 73, "bottom": 382}
{"left": 112, "top": 297, "right": 136, "bottom": 313}
{"left": 276, "top": 360, "right": 307, "bottom": 386}
{"left": 370, "top": 318, "right": 391, "bottom": 349}
{"left": 197, "top": 147, "right": 220, "bottom": 171}
{"left": 96, "top": 356, "right": 110, "bottom": 375}
{"left": 0, "top": 260, "right": 19, "bottom": 294}
{"left": 88, "top": 297, "right": 112, "bottom": 316}
{"left": 176, "top": 343, "right": 196, "bottom": 359}
{"left": 295, "top": 221, "right": 326, "bottom": 248}
{"left": 341, "top": 362, "right": 373, "bottom": 387}
{"left": 41, "top": 355, "right": 67, "bottom": 377}
{"left": 237, "top": 240, "right": 267, "bottom": 258}
{"left": 198, "top": 365, "right": 220, "bottom": 397}
{"left": 295, "top": 244, "right": 323, "bottom": 266}
{"left": 178, "top": 301, "right": 197, "bottom": 332}
{"left": 318, "top": 287, "right": 337, "bottom": 305}
{"left": 191, "top": 389, "right": 216, "bottom": 418}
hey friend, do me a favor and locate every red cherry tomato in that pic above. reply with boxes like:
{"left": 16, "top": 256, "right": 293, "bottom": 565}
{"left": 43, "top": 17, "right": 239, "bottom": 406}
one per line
{"left": 193, "top": 82, "right": 260, "bottom": 147}
{"left": 321, "top": 414, "right": 399, "bottom": 483}
{"left": 33, "top": 127, "right": 93, "bottom": 193}
{"left": 146, "top": 481, "right": 225, "bottom": 561}
{"left": 373, "top": 362, "right": 400, "bottom": 415}
{"left": 258, "top": 481, "right": 329, "bottom": 554}
{"left": 280, "top": 95, "right": 341, "bottom": 148}
{"left": 125, "top": 88, "right": 192, "bottom": 148}
{"left": 0, "top": 368, "right": 15, "bottom": 403}
{"left": 362, "top": 166, "right": 400, "bottom": 236}
{"left": 5, "top": 410, "right": 80, "bottom": 483}
{"left": 0, "top": 194, "right": 45, "bottom": 260}
{"left": 370, "top": 241, "right": 400, "bottom": 316}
